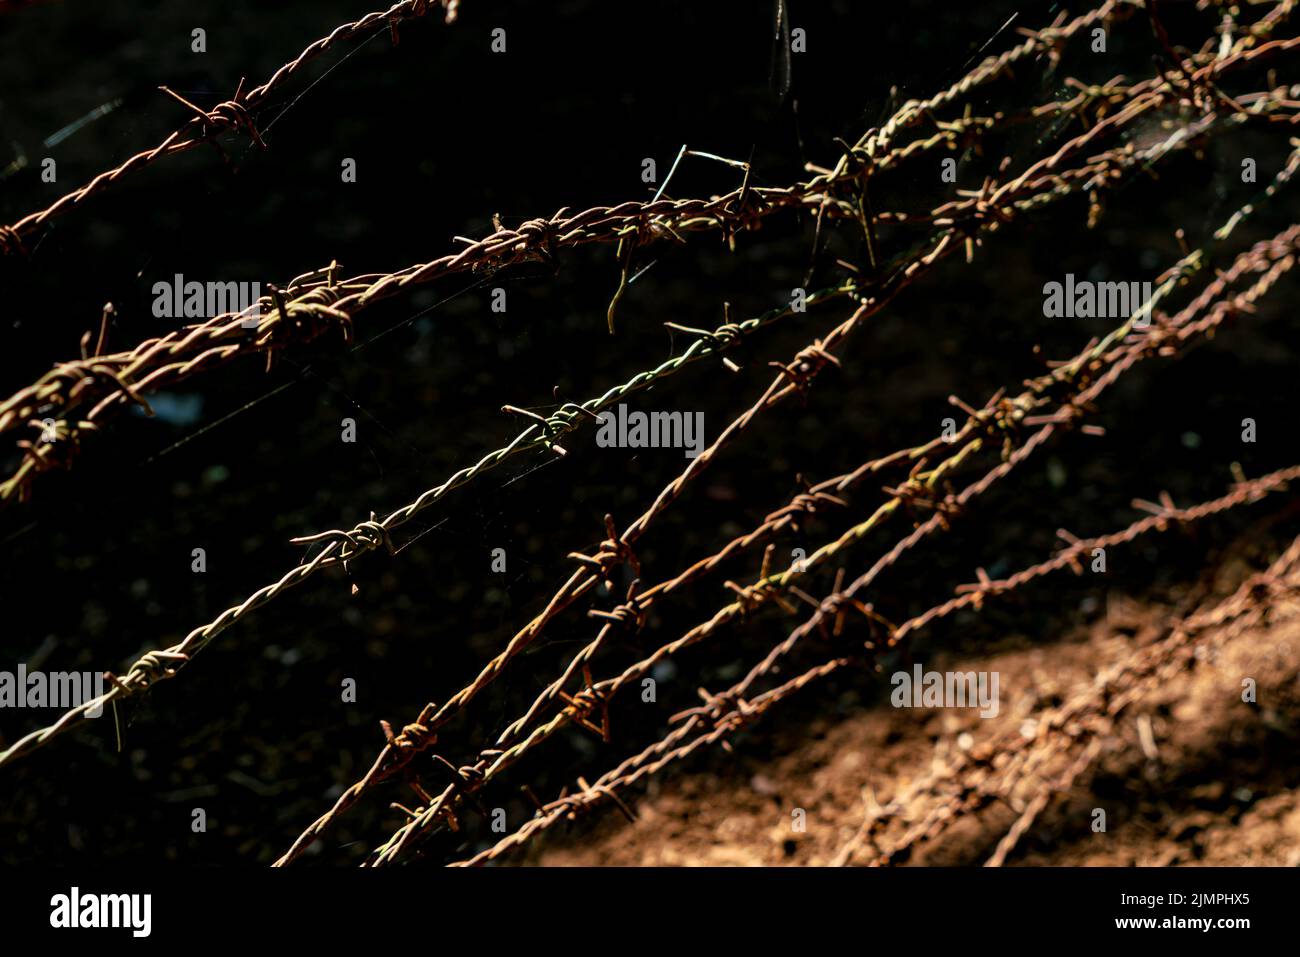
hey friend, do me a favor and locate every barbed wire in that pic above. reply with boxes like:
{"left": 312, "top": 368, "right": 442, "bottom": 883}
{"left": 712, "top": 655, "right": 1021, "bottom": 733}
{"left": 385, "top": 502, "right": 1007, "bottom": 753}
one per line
{"left": 0, "top": 0, "right": 460, "bottom": 256}
{"left": 6, "top": 0, "right": 1258, "bottom": 503}
{"left": 281, "top": 144, "right": 1300, "bottom": 865}
{"left": 359, "top": 219, "right": 1300, "bottom": 865}
{"left": 4, "top": 0, "right": 1297, "bottom": 874}
{"left": 2, "top": 45, "right": 1202, "bottom": 773}
{"left": 452, "top": 467, "right": 1300, "bottom": 866}
{"left": 0, "top": 278, "right": 857, "bottom": 768}
{"left": 6, "top": 0, "right": 1135, "bottom": 259}
{"left": 7, "top": 63, "right": 1295, "bottom": 502}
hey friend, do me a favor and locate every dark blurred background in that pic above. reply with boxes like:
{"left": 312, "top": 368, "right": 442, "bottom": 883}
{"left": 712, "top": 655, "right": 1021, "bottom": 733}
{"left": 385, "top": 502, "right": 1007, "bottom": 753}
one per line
{"left": 0, "top": 0, "right": 1296, "bottom": 866}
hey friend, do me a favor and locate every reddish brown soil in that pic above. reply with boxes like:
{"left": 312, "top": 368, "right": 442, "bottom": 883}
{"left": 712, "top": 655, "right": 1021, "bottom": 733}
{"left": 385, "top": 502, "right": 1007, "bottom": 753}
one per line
{"left": 535, "top": 555, "right": 1300, "bottom": 867}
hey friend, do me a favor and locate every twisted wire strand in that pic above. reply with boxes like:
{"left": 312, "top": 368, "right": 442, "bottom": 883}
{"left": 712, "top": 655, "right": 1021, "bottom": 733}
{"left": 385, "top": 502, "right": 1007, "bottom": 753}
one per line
{"left": 0, "top": 0, "right": 460, "bottom": 253}
{"left": 7, "top": 68, "right": 1191, "bottom": 778}
{"left": 3, "top": 1, "right": 1294, "bottom": 875}
{"left": 360, "top": 216, "right": 1300, "bottom": 864}
{"left": 456, "top": 467, "right": 1300, "bottom": 867}
{"left": 293, "top": 102, "right": 1300, "bottom": 863}
{"left": 0, "top": 0, "right": 1186, "bottom": 502}
{"left": 8, "top": 60, "right": 1295, "bottom": 502}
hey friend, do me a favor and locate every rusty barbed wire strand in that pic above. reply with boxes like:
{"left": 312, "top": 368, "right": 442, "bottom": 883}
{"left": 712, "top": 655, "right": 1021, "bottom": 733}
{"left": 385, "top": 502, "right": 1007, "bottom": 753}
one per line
{"left": 343, "top": 158, "right": 1300, "bottom": 858}
{"left": 274, "top": 83, "right": 1300, "bottom": 858}
{"left": 0, "top": 265, "right": 857, "bottom": 503}
{"left": 1209, "top": 0, "right": 1296, "bottom": 49}
{"left": 9, "top": 61, "right": 1295, "bottom": 504}
{"left": 456, "top": 467, "right": 1300, "bottom": 866}
{"left": 3, "top": 0, "right": 1123, "bottom": 259}
{"left": 0, "top": 280, "right": 856, "bottom": 770}
{"left": 5, "top": 0, "right": 1250, "bottom": 501}
{"left": 363, "top": 434, "right": 1066, "bottom": 860}
{"left": 491, "top": 244, "right": 1243, "bottom": 743}
{"left": 361, "top": 214, "right": 1300, "bottom": 864}
{"left": 0, "top": 0, "right": 459, "bottom": 255}
{"left": 471, "top": 540, "right": 1300, "bottom": 869}
{"left": 505, "top": 152, "right": 1300, "bottom": 733}
{"left": 365, "top": 349, "right": 1263, "bottom": 864}
{"left": 165, "top": 65, "right": 1268, "bottom": 832}
{"left": 1, "top": 251, "right": 922, "bottom": 772}
{"left": 278, "top": 297, "right": 891, "bottom": 862}
{"left": 2, "top": 0, "right": 1290, "bottom": 867}
{"left": 282, "top": 228, "right": 1065, "bottom": 861}
{"left": 50, "top": 42, "right": 1300, "bottom": 868}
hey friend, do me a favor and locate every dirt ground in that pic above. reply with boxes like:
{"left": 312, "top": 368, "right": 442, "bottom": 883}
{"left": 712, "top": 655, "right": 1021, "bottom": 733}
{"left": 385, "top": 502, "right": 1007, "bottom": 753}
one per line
{"left": 535, "top": 537, "right": 1300, "bottom": 867}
